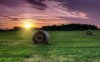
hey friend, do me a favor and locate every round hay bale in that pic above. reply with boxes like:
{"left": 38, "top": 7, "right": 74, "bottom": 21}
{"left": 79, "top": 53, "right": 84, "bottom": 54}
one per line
{"left": 32, "top": 30, "right": 49, "bottom": 44}
{"left": 86, "top": 30, "right": 92, "bottom": 36}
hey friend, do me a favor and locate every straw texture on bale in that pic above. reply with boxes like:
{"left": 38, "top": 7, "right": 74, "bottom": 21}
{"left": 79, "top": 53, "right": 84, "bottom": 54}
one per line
{"left": 32, "top": 30, "right": 49, "bottom": 44}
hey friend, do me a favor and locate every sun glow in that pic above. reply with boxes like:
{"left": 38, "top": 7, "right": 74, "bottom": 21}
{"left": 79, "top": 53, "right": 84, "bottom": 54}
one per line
{"left": 22, "top": 19, "right": 33, "bottom": 29}
{"left": 21, "top": 19, "right": 40, "bottom": 29}
{"left": 24, "top": 23, "right": 32, "bottom": 29}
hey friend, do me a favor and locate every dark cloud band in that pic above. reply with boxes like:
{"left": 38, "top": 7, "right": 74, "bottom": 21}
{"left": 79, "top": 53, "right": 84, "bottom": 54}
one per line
{"left": 25, "top": 0, "right": 47, "bottom": 10}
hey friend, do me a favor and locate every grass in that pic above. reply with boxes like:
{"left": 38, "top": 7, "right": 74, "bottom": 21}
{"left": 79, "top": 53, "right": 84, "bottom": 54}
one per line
{"left": 0, "top": 30, "right": 100, "bottom": 62}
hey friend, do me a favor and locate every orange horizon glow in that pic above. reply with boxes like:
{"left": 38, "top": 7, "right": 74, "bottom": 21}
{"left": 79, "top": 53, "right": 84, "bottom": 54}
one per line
{"left": 20, "top": 19, "right": 41, "bottom": 29}
{"left": 0, "top": 19, "right": 71, "bottom": 29}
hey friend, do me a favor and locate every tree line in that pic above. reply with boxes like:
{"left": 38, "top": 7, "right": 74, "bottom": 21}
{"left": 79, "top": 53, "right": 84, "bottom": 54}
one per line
{"left": 0, "top": 23, "right": 99, "bottom": 31}
{"left": 41, "top": 24, "right": 99, "bottom": 31}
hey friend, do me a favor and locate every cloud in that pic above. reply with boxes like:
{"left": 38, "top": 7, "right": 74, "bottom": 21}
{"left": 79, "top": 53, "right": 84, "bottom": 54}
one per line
{"left": 0, "top": 0, "right": 88, "bottom": 20}
{"left": 25, "top": 0, "right": 47, "bottom": 10}
{"left": 0, "top": 0, "right": 100, "bottom": 27}
{"left": 56, "top": 0, "right": 100, "bottom": 18}
{"left": 56, "top": 0, "right": 100, "bottom": 10}
{"left": 53, "top": 0, "right": 100, "bottom": 26}
{"left": 0, "top": 0, "right": 24, "bottom": 7}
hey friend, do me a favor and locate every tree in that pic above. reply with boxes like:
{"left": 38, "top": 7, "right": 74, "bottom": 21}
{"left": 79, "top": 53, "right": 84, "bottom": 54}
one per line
{"left": 41, "top": 23, "right": 98, "bottom": 31}
{"left": 13, "top": 27, "right": 23, "bottom": 31}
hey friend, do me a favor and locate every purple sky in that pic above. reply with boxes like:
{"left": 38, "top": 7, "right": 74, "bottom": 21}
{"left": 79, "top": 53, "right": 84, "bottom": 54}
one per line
{"left": 0, "top": 0, "right": 100, "bottom": 29}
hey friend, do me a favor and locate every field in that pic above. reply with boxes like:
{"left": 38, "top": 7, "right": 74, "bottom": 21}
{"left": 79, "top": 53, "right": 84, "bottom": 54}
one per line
{"left": 0, "top": 30, "right": 100, "bottom": 62}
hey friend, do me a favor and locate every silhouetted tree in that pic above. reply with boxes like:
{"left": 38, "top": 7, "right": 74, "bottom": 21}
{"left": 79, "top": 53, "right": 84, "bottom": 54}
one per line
{"left": 41, "top": 23, "right": 98, "bottom": 31}
{"left": 13, "top": 27, "right": 23, "bottom": 31}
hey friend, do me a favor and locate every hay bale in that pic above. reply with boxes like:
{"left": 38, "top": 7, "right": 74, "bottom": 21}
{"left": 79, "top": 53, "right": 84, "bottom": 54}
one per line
{"left": 86, "top": 30, "right": 92, "bottom": 36}
{"left": 32, "top": 30, "right": 49, "bottom": 44}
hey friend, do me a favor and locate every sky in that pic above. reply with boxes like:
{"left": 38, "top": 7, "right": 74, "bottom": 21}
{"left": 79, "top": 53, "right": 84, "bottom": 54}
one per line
{"left": 0, "top": 0, "right": 100, "bottom": 29}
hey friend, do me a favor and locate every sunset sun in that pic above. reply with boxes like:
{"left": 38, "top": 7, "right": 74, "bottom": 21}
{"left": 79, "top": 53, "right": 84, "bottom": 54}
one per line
{"left": 22, "top": 21, "right": 33, "bottom": 29}
{"left": 21, "top": 19, "right": 35, "bottom": 29}
{"left": 24, "top": 23, "right": 32, "bottom": 29}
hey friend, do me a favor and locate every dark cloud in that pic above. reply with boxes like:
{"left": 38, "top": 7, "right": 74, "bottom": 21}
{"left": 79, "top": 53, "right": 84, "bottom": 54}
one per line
{"left": 55, "top": 0, "right": 100, "bottom": 24}
{"left": 0, "top": 0, "right": 23, "bottom": 7}
{"left": 25, "top": 0, "right": 47, "bottom": 10}
{"left": 58, "top": 0, "right": 100, "bottom": 14}
{"left": 56, "top": 0, "right": 100, "bottom": 11}
{"left": 0, "top": 0, "right": 100, "bottom": 27}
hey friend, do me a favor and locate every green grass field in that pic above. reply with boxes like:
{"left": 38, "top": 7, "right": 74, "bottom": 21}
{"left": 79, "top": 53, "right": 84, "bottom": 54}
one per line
{"left": 0, "top": 30, "right": 100, "bottom": 62}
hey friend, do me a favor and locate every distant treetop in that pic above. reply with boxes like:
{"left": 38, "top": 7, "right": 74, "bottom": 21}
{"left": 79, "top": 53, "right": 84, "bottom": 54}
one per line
{"left": 41, "top": 23, "right": 98, "bottom": 31}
